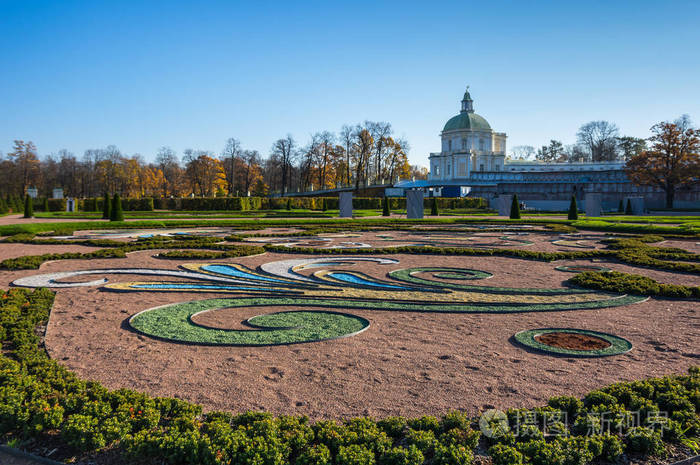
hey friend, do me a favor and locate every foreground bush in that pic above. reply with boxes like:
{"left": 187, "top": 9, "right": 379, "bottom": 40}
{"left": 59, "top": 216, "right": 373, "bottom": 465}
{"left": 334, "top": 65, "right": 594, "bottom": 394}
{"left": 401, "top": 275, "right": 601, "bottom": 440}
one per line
{"left": 569, "top": 270, "right": 700, "bottom": 298}
{"left": 0, "top": 288, "right": 698, "bottom": 464}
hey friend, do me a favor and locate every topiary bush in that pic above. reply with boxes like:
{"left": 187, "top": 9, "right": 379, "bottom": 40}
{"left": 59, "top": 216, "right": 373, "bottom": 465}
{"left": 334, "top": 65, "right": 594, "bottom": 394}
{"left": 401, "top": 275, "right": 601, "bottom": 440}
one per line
{"left": 23, "top": 194, "right": 33, "bottom": 218}
{"left": 102, "top": 193, "right": 111, "bottom": 219}
{"left": 568, "top": 195, "right": 578, "bottom": 220}
{"left": 110, "top": 194, "right": 124, "bottom": 221}
{"left": 510, "top": 194, "right": 520, "bottom": 220}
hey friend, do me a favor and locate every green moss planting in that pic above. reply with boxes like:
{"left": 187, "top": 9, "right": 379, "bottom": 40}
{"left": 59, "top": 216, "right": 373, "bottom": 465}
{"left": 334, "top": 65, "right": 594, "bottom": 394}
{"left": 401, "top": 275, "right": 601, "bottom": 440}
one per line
{"left": 555, "top": 265, "right": 611, "bottom": 273}
{"left": 129, "top": 299, "right": 370, "bottom": 345}
{"left": 514, "top": 328, "right": 632, "bottom": 357}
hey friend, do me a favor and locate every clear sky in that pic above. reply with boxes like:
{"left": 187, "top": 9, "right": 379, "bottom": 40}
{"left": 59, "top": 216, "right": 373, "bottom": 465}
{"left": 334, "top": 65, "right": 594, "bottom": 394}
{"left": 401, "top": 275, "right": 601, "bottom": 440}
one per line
{"left": 1, "top": 0, "right": 698, "bottom": 166}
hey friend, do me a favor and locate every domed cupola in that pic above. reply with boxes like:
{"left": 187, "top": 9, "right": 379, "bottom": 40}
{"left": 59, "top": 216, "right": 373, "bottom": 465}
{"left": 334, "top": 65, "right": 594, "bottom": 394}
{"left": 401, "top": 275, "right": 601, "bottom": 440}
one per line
{"left": 442, "top": 87, "right": 492, "bottom": 132}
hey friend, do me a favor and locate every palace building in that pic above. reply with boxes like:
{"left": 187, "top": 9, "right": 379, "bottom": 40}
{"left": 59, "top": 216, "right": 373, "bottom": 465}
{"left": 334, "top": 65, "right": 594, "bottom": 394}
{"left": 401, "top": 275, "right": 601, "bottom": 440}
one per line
{"left": 429, "top": 88, "right": 506, "bottom": 180}
{"left": 395, "top": 87, "right": 700, "bottom": 211}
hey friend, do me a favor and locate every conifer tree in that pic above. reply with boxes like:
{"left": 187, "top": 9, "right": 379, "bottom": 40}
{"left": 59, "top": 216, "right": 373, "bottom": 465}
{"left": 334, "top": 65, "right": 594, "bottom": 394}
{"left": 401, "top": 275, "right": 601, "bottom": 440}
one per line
{"left": 110, "top": 194, "right": 124, "bottom": 221}
{"left": 430, "top": 197, "right": 439, "bottom": 216}
{"left": 382, "top": 196, "right": 390, "bottom": 216}
{"left": 568, "top": 195, "right": 578, "bottom": 220}
{"left": 23, "top": 195, "right": 33, "bottom": 218}
{"left": 102, "top": 193, "right": 111, "bottom": 219}
{"left": 509, "top": 194, "right": 521, "bottom": 219}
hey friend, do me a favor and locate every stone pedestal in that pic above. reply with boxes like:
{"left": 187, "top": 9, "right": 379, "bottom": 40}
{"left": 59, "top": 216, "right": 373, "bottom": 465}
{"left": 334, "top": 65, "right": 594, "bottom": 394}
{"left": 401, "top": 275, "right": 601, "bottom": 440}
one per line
{"left": 339, "top": 192, "right": 353, "bottom": 218}
{"left": 406, "top": 190, "right": 424, "bottom": 219}
{"left": 585, "top": 193, "right": 602, "bottom": 217}
{"left": 497, "top": 195, "right": 513, "bottom": 216}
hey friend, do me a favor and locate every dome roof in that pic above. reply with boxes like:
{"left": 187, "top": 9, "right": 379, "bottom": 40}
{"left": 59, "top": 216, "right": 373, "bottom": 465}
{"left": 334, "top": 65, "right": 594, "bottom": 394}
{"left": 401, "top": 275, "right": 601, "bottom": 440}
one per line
{"left": 442, "top": 112, "right": 491, "bottom": 132}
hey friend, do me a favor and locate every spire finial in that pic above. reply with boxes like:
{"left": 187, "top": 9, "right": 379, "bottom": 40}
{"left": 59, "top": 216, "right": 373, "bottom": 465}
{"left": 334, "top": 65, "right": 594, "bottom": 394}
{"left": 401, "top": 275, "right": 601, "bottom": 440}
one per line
{"left": 461, "top": 86, "right": 473, "bottom": 113}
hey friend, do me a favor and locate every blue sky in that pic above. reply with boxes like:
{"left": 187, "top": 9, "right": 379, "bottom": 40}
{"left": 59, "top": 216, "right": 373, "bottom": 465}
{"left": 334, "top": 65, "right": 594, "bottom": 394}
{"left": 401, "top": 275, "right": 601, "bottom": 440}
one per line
{"left": 1, "top": 0, "right": 698, "bottom": 166}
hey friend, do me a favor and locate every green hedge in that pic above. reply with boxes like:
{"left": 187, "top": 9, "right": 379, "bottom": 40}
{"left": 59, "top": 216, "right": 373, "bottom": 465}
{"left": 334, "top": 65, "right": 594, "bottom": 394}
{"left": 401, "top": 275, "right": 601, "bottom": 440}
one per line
{"left": 569, "top": 271, "right": 700, "bottom": 298}
{"left": 76, "top": 196, "right": 487, "bottom": 212}
{"left": 0, "top": 288, "right": 698, "bottom": 464}
{"left": 80, "top": 197, "right": 155, "bottom": 212}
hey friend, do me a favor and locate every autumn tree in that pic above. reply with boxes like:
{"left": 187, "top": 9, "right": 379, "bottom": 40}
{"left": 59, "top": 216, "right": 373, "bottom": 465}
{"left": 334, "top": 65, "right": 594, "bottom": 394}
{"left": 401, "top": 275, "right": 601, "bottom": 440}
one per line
{"left": 184, "top": 150, "right": 226, "bottom": 196}
{"left": 626, "top": 119, "right": 700, "bottom": 208}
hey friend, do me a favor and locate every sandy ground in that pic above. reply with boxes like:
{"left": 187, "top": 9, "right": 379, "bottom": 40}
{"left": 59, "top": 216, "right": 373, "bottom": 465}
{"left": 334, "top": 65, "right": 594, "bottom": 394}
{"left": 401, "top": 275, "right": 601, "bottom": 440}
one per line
{"left": 1, "top": 247, "right": 697, "bottom": 420}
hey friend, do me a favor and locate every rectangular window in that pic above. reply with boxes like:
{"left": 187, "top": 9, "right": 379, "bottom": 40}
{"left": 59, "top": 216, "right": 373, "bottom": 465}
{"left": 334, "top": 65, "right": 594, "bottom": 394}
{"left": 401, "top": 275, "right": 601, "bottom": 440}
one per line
{"left": 479, "top": 164, "right": 484, "bottom": 171}
{"left": 447, "top": 164, "right": 451, "bottom": 176}
{"left": 448, "top": 140, "right": 452, "bottom": 151}
{"left": 462, "top": 138, "right": 467, "bottom": 149}
{"left": 479, "top": 139, "right": 484, "bottom": 150}
{"left": 458, "top": 162, "right": 467, "bottom": 177}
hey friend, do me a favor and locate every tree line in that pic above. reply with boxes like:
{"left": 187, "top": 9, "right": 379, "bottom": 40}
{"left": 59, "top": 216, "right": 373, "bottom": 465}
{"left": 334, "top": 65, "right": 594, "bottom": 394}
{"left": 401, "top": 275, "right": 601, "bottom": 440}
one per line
{"left": 0, "top": 121, "right": 426, "bottom": 199}
{"left": 510, "top": 120, "right": 651, "bottom": 163}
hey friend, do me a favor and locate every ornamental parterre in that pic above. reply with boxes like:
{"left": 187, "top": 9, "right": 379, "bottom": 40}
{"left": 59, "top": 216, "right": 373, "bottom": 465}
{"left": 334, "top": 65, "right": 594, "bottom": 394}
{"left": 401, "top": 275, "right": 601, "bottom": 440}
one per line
{"left": 13, "top": 256, "right": 647, "bottom": 347}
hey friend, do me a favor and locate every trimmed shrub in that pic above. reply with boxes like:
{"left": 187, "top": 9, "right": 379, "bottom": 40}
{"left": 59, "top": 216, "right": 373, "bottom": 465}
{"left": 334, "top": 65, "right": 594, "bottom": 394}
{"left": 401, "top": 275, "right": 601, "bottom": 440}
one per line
{"left": 382, "top": 197, "right": 390, "bottom": 217}
{"left": 569, "top": 271, "right": 699, "bottom": 298}
{"left": 23, "top": 194, "right": 33, "bottom": 218}
{"left": 297, "top": 444, "right": 332, "bottom": 465}
{"left": 110, "top": 194, "right": 124, "bottom": 221}
{"left": 489, "top": 444, "right": 524, "bottom": 465}
{"left": 626, "top": 198, "right": 633, "bottom": 215}
{"left": 433, "top": 443, "right": 473, "bottom": 465}
{"left": 378, "top": 446, "right": 424, "bottom": 465}
{"left": 627, "top": 427, "right": 665, "bottom": 456}
{"left": 46, "top": 198, "right": 66, "bottom": 212}
{"left": 42, "top": 197, "right": 49, "bottom": 212}
{"left": 102, "top": 193, "right": 111, "bottom": 219}
{"left": 568, "top": 195, "right": 578, "bottom": 220}
{"left": 510, "top": 194, "right": 520, "bottom": 219}
{"left": 431, "top": 197, "right": 439, "bottom": 216}
{"left": 337, "top": 444, "right": 376, "bottom": 465}
{"left": 618, "top": 199, "right": 624, "bottom": 213}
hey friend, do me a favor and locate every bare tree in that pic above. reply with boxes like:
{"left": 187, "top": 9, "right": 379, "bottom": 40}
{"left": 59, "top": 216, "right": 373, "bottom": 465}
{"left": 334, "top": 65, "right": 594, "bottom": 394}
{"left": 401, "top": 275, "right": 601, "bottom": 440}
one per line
{"left": 509, "top": 145, "right": 536, "bottom": 160}
{"left": 339, "top": 125, "right": 354, "bottom": 185}
{"left": 576, "top": 121, "right": 620, "bottom": 162}
{"left": 271, "top": 135, "right": 296, "bottom": 194}
{"left": 366, "top": 121, "right": 392, "bottom": 183}
{"left": 221, "top": 138, "right": 241, "bottom": 195}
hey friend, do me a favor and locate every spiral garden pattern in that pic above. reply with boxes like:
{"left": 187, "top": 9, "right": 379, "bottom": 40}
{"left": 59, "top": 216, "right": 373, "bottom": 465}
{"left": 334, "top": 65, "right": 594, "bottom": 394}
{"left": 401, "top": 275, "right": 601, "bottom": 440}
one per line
{"left": 14, "top": 257, "right": 647, "bottom": 346}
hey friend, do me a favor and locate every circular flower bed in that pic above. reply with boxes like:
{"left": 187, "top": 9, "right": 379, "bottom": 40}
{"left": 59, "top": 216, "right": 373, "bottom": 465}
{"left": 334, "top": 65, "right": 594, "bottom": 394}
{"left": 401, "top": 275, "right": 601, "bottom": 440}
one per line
{"left": 513, "top": 328, "right": 632, "bottom": 357}
{"left": 555, "top": 265, "right": 611, "bottom": 273}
